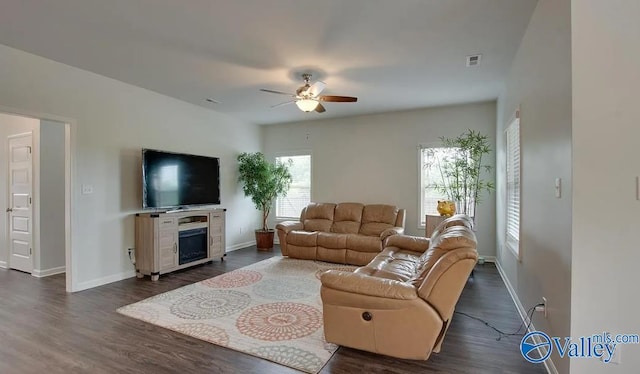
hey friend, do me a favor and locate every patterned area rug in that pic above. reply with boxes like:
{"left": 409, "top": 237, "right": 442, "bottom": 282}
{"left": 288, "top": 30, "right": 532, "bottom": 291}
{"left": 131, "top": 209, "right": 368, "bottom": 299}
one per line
{"left": 117, "top": 257, "right": 357, "bottom": 373}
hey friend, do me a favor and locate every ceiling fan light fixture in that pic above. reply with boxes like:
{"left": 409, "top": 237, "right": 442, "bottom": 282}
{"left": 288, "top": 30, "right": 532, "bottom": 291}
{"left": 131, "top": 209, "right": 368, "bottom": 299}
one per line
{"left": 295, "top": 99, "right": 319, "bottom": 112}
{"left": 260, "top": 74, "right": 357, "bottom": 114}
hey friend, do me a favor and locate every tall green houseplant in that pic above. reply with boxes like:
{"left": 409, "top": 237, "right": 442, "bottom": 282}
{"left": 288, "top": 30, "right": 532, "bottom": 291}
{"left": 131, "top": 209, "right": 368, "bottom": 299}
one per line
{"left": 237, "top": 152, "right": 292, "bottom": 249}
{"left": 430, "top": 129, "right": 494, "bottom": 220}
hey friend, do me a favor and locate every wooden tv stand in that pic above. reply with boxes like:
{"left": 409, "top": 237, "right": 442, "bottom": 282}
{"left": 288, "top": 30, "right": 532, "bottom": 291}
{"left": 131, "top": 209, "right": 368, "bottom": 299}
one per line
{"left": 135, "top": 208, "right": 226, "bottom": 281}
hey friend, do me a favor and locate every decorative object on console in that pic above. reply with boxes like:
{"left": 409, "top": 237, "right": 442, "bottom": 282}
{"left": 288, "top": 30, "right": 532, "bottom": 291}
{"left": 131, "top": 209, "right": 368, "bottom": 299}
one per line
{"left": 436, "top": 200, "right": 456, "bottom": 217}
{"left": 237, "top": 152, "right": 292, "bottom": 250}
{"left": 118, "top": 256, "right": 357, "bottom": 374}
{"left": 426, "top": 130, "right": 494, "bottom": 222}
{"left": 259, "top": 73, "right": 358, "bottom": 113}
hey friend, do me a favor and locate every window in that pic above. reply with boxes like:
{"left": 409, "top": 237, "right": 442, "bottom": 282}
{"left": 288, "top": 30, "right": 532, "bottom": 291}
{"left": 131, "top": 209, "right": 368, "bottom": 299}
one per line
{"left": 505, "top": 117, "right": 521, "bottom": 257}
{"left": 275, "top": 154, "right": 311, "bottom": 219}
{"left": 419, "top": 147, "right": 463, "bottom": 225}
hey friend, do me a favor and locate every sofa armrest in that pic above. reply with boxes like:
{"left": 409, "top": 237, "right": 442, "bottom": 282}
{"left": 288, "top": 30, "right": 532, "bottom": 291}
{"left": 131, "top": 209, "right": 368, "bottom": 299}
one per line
{"left": 275, "top": 221, "right": 303, "bottom": 234}
{"left": 383, "top": 235, "right": 431, "bottom": 253}
{"left": 380, "top": 226, "right": 404, "bottom": 241}
{"left": 320, "top": 270, "right": 417, "bottom": 300}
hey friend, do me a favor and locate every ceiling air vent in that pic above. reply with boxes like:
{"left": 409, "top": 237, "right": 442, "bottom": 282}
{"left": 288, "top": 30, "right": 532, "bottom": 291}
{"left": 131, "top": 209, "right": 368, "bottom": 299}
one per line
{"left": 466, "top": 54, "right": 482, "bottom": 67}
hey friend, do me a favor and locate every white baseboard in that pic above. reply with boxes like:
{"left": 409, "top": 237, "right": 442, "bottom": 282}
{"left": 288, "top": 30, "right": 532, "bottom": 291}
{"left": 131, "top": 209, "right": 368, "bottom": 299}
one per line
{"left": 74, "top": 242, "right": 259, "bottom": 292}
{"left": 75, "top": 270, "right": 136, "bottom": 292}
{"left": 0, "top": 260, "right": 7, "bottom": 269}
{"left": 226, "top": 241, "right": 256, "bottom": 252}
{"left": 481, "top": 255, "right": 496, "bottom": 263}
{"left": 495, "top": 260, "right": 558, "bottom": 374}
{"left": 32, "top": 266, "right": 66, "bottom": 278}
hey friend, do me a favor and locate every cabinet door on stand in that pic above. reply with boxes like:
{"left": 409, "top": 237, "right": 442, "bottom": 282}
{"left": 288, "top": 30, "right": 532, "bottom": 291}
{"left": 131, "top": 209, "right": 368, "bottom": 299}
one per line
{"left": 158, "top": 218, "right": 178, "bottom": 271}
{"left": 209, "top": 212, "right": 224, "bottom": 259}
{"left": 425, "top": 215, "right": 446, "bottom": 238}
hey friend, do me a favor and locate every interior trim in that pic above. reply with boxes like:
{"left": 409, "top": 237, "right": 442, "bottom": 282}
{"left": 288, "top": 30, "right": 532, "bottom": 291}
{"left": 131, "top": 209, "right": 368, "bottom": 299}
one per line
{"left": 32, "top": 266, "right": 66, "bottom": 278}
{"left": 495, "top": 260, "right": 558, "bottom": 374}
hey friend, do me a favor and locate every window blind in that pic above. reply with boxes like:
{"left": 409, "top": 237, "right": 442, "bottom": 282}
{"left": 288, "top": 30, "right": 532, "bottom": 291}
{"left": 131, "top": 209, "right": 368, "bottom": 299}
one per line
{"left": 276, "top": 154, "right": 311, "bottom": 219}
{"left": 505, "top": 118, "right": 521, "bottom": 253}
{"left": 419, "top": 147, "right": 473, "bottom": 224}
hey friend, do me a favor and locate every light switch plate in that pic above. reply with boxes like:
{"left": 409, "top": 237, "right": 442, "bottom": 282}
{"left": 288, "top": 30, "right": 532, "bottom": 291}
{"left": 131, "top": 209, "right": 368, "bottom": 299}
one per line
{"left": 82, "top": 184, "right": 94, "bottom": 195}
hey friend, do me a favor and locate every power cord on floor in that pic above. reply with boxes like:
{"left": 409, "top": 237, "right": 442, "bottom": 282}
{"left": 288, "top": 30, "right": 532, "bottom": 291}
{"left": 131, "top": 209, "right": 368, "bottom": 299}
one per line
{"left": 454, "top": 303, "right": 544, "bottom": 341}
{"left": 128, "top": 248, "right": 136, "bottom": 265}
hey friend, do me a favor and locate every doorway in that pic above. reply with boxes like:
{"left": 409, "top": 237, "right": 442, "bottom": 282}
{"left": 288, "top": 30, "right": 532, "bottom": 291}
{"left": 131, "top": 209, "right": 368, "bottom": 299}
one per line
{"left": 1, "top": 111, "right": 71, "bottom": 288}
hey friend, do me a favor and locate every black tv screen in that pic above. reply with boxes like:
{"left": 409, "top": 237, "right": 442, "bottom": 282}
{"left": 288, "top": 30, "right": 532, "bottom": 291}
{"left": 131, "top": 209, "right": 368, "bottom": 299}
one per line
{"left": 142, "top": 149, "right": 220, "bottom": 209}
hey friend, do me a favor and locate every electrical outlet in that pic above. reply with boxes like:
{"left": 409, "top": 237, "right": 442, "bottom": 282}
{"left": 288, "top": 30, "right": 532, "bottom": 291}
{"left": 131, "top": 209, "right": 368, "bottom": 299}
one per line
{"left": 81, "top": 184, "right": 93, "bottom": 194}
{"left": 535, "top": 297, "right": 548, "bottom": 318}
{"left": 602, "top": 337, "right": 621, "bottom": 364}
{"left": 610, "top": 342, "right": 621, "bottom": 364}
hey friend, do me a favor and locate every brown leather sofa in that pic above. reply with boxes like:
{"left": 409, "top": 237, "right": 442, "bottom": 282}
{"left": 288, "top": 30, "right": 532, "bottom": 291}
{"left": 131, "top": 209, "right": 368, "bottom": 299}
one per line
{"left": 276, "top": 202, "right": 406, "bottom": 266}
{"left": 319, "top": 214, "right": 477, "bottom": 360}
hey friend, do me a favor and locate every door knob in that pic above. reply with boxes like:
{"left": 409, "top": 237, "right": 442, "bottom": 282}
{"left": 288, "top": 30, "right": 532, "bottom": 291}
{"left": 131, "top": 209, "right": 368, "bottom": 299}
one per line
{"left": 5, "top": 208, "right": 12, "bottom": 212}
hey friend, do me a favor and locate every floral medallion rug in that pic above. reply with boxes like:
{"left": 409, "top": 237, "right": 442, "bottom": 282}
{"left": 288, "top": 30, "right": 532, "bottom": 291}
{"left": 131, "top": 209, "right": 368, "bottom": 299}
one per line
{"left": 117, "top": 257, "right": 357, "bottom": 373}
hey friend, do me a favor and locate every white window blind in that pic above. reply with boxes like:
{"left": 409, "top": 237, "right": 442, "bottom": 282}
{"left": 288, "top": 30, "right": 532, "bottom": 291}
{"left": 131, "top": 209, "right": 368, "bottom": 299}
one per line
{"left": 505, "top": 117, "right": 521, "bottom": 255}
{"left": 419, "top": 147, "right": 465, "bottom": 225}
{"left": 276, "top": 154, "right": 311, "bottom": 219}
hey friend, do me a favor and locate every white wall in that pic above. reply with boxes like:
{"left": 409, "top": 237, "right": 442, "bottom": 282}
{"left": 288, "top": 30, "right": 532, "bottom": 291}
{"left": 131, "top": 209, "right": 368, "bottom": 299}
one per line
{"left": 571, "top": 1, "right": 640, "bottom": 373}
{"left": 38, "top": 120, "right": 66, "bottom": 273}
{"left": 263, "top": 102, "right": 497, "bottom": 258}
{"left": 0, "top": 43, "right": 261, "bottom": 291}
{"left": 497, "top": 0, "right": 573, "bottom": 372}
{"left": 0, "top": 112, "right": 38, "bottom": 268}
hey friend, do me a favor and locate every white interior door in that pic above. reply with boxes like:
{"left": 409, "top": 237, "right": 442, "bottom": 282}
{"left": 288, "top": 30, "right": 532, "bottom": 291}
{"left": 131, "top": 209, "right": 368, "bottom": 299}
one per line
{"left": 7, "top": 132, "right": 33, "bottom": 274}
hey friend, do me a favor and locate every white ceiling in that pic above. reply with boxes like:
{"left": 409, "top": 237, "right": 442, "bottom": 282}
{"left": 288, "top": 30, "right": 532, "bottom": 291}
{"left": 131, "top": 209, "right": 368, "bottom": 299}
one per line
{"left": 0, "top": 0, "right": 537, "bottom": 125}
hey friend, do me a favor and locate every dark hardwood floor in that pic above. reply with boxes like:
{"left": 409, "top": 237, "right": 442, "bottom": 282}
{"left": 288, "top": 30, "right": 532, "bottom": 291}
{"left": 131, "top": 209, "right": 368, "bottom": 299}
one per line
{"left": 0, "top": 247, "right": 546, "bottom": 374}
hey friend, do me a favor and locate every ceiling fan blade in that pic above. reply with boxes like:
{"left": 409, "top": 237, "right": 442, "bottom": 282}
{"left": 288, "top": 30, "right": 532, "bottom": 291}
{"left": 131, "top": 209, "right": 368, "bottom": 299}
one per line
{"left": 260, "top": 88, "right": 295, "bottom": 96}
{"left": 315, "top": 103, "right": 326, "bottom": 113}
{"left": 307, "top": 81, "right": 327, "bottom": 97}
{"left": 271, "top": 100, "right": 295, "bottom": 108}
{"left": 319, "top": 95, "right": 358, "bottom": 102}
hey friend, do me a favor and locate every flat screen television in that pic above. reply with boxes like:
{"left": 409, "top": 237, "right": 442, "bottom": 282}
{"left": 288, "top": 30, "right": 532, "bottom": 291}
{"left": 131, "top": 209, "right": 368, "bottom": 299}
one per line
{"left": 142, "top": 149, "right": 220, "bottom": 209}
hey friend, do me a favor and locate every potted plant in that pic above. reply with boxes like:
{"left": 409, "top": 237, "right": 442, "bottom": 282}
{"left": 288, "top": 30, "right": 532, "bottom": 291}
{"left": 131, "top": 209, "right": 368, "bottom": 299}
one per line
{"left": 237, "top": 152, "right": 292, "bottom": 250}
{"left": 428, "top": 129, "right": 494, "bottom": 222}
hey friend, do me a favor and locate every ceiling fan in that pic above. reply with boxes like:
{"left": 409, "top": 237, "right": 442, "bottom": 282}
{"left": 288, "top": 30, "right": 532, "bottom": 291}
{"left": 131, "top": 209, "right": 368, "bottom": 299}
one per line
{"left": 259, "top": 73, "right": 357, "bottom": 113}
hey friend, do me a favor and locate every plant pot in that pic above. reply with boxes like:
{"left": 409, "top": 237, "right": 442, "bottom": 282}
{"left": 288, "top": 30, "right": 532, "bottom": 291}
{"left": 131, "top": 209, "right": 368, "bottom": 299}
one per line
{"left": 255, "top": 229, "right": 275, "bottom": 251}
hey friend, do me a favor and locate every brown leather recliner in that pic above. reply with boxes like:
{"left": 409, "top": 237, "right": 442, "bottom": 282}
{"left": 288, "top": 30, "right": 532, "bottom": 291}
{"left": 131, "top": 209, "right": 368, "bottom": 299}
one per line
{"left": 320, "top": 214, "right": 477, "bottom": 360}
{"left": 276, "top": 202, "right": 406, "bottom": 266}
